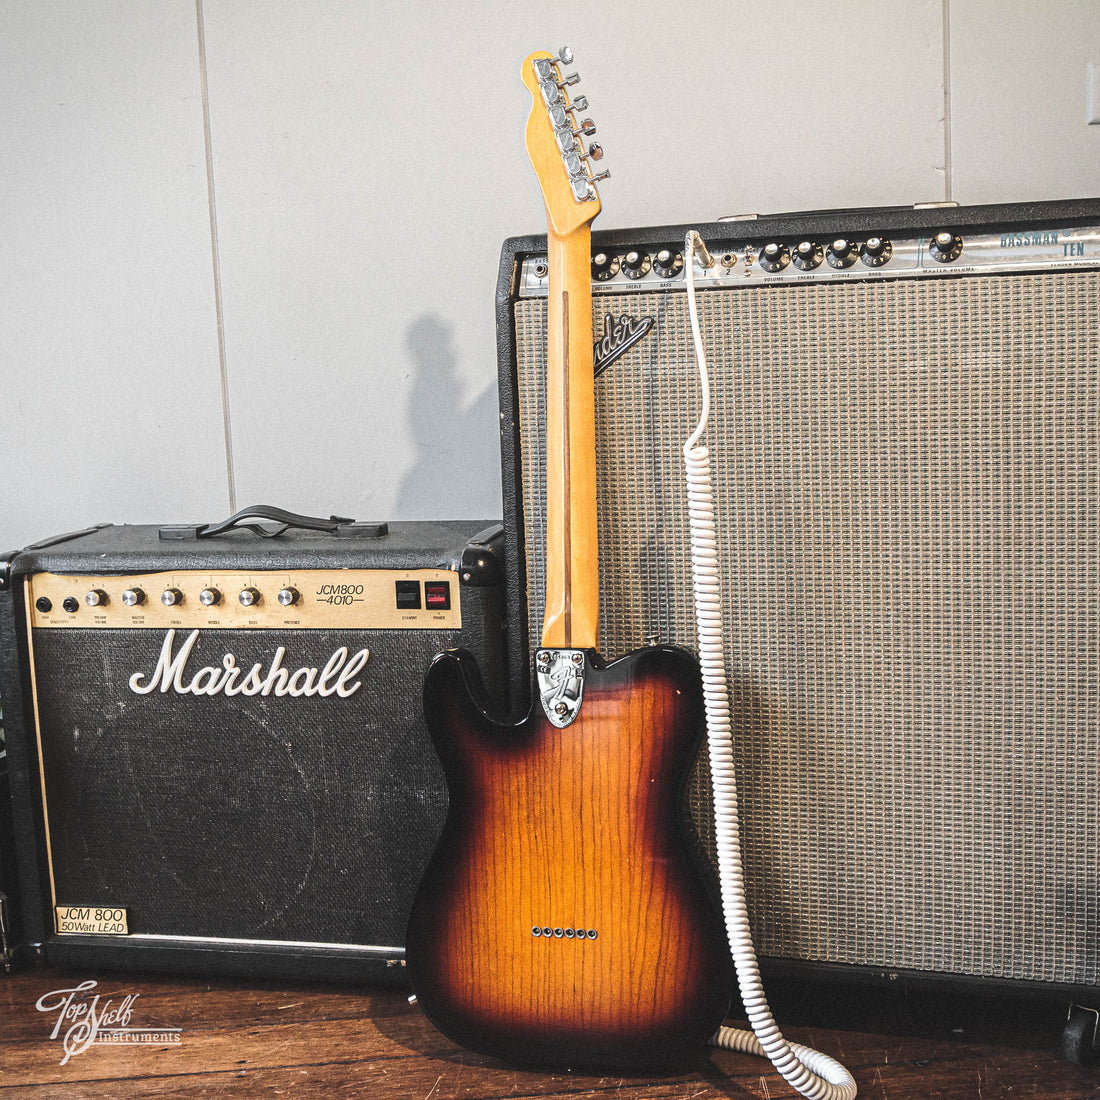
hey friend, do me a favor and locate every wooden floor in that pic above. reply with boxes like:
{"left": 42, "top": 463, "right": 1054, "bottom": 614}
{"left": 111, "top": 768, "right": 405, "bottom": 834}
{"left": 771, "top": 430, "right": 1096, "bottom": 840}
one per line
{"left": 3, "top": 963, "right": 1100, "bottom": 1098}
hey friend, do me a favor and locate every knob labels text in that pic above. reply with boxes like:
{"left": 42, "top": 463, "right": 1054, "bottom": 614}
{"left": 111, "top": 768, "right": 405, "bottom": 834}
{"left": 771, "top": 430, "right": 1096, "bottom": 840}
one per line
{"left": 128, "top": 628, "right": 369, "bottom": 698}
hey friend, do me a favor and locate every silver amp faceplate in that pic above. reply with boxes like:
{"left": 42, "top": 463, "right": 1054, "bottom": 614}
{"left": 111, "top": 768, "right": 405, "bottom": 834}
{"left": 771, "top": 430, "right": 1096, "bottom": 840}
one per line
{"left": 518, "top": 224, "right": 1100, "bottom": 297}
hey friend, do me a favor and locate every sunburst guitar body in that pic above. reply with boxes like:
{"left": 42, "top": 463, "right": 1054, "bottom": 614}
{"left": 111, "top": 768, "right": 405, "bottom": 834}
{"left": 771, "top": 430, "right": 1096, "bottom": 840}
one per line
{"left": 405, "top": 48, "right": 732, "bottom": 1070}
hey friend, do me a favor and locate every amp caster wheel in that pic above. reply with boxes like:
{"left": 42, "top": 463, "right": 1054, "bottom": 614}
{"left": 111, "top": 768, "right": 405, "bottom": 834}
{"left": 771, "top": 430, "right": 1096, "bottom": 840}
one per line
{"left": 1062, "top": 1004, "right": 1100, "bottom": 1065}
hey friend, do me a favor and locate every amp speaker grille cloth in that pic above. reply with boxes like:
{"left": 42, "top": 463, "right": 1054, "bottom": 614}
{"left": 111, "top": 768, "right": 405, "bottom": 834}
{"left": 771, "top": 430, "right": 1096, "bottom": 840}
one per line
{"left": 513, "top": 270, "right": 1100, "bottom": 986}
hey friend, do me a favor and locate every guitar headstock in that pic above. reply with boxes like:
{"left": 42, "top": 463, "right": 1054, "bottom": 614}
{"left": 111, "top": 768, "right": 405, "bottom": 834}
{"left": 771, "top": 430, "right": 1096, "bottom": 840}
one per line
{"left": 522, "top": 48, "right": 608, "bottom": 236}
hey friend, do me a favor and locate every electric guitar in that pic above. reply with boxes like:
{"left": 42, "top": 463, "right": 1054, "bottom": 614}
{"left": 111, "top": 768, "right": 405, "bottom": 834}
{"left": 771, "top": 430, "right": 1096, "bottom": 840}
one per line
{"left": 405, "top": 48, "right": 731, "bottom": 1070}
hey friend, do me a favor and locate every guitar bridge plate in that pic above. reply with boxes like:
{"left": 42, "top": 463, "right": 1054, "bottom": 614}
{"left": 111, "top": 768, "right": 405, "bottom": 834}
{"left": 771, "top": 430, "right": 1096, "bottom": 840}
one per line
{"left": 536, "top": 648, "right": 585, "bottom": 727}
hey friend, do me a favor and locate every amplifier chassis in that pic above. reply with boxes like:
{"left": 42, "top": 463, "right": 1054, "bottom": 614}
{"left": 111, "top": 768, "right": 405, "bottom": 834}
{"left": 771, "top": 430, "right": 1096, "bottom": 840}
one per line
{"left": 497, "top": 197, "right": 1100, "bottom": 1003}
{"left": 0, "top": 519, "right": 506, "bottom": 983}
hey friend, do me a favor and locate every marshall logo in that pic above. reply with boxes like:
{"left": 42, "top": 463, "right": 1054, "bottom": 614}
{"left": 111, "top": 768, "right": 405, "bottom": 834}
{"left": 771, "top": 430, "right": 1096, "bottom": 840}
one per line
{"left": 128, "top": 628, "right": 368, "bottom": 698}
{"left": 593, "top": 312, "right": 654, "bottom": 376}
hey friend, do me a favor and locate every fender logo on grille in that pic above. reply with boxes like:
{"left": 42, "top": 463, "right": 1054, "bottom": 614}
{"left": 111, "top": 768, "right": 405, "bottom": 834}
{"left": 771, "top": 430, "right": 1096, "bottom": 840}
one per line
{"left": 128, "top": 628, "right": 369, "bottom": 698}
{"left": 593, "top": 312, "right": 654, "bottom": 377}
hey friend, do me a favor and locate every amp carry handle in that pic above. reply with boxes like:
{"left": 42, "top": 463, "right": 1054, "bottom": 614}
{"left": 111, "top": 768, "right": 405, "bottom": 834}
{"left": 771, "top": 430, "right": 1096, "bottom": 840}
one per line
{"left": 158, "top": 504, "right": 389, "bottom": 542}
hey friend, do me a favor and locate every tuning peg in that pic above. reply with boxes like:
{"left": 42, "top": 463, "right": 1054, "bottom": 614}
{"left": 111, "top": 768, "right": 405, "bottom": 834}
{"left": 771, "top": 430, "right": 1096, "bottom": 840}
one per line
{"left": 590, "top": 168, "right": 610, "bottom": 184}
{"left": 587, "top": 142, "right": 604, "bottom": 161}
{"left": 556, "top": 129, "right": 580, "bottom": 154}
{"left": 563, "top": 151, "right": 584, "bottom": 177}
{"left": 558, "top": 46, "right": 574, "bottom": 65}
{"left": 557, "top": 72, "right": 580, "bottom": 88}
{"left": 569, "top": 176, "right": 595, "bottom": 202}
{"left": 548, "top": 104, "right": 594, "bottom": 135}
{"left": 571, "top": 95, "right": 589, "bottom": 112}
{"left": 540, "top": 80, "right": 564, "bottom": 106}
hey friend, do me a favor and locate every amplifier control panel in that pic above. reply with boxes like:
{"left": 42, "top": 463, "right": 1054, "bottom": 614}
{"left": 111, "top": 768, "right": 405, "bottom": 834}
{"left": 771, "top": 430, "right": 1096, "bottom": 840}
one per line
{"left": 518, "top": 223, "right": 1100, "bottom": 296}
{"left": 27, "top": 568, "right": 462, "bottom": 631}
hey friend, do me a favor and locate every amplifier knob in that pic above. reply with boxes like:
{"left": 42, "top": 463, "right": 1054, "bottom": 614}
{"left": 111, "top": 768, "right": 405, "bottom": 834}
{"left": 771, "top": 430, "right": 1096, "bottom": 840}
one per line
{"left": 826, "top": 239, "right": 858, "bottom": 268}
{"left": 84, "top": 589, "right": 108, "bottom": 608}
{"left": 277, "top": 587, "right": 300, "bottom": 607}
{"left": 160, "top": 588, "right": 183, "bottom": 607}
{"left": 793, "top": 241, "right": 823, "bottom": 270}
{"left": 930, "top": 230, "right": 963, "bottom": 262}
{"left": 759, "top": 242, "right": 791, "bottom": 273}
{"left": 121, "top": 588, "right": 145, "bottom": 607}
{"left": 591, "top": 251, "right": 619, "bottom": 281}
{"left": 199, "top": 587, "right": 222, "bottom": 607}
{"left": 620, "top": 250, "right": 651, "bottom": 279}
{"left": 652, "top": 249, "right": 683, "bottom": 278}
{"left": 239, "top": 587, "right": 261, "bottom": 607}
{"left": 860, "top": 237, "right": 893, "bottom": 266}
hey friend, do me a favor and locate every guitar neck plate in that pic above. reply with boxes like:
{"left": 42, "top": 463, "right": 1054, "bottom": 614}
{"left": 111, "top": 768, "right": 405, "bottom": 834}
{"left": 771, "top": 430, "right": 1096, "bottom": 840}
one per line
{"left": 536, "top": 648, "right": 586, "bottom": 727}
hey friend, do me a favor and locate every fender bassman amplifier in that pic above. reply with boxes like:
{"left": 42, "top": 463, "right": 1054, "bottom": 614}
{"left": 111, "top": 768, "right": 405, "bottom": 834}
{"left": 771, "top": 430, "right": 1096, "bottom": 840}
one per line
{"left": 0, "top": 509, "right": 506, "bottom": 982}
{"left": 498, "top": 197, "right": 1100, "bottom": 1002}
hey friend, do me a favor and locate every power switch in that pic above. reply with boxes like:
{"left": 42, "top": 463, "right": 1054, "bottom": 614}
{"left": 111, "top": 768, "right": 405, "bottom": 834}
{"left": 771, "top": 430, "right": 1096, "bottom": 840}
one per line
{"left": 424, "top": 580, "right": 451, "bottom": 611}
{"left": 395, "top": 580, "right": 421, "bottom": 610}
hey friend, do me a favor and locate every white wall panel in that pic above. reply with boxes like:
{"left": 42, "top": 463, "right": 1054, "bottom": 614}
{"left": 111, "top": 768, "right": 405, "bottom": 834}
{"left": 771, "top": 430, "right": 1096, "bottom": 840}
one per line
{"left": 199, "top": 0, "right": 945, "bottom": 526}
{"left": 950, "top": 0, "right": 1100, "bottom": 204}
{"left": 0, "top": 1, "right": 227, "bottom": 550}
{"left": 17, "top": 3, "right": 1070, "bottom": 540}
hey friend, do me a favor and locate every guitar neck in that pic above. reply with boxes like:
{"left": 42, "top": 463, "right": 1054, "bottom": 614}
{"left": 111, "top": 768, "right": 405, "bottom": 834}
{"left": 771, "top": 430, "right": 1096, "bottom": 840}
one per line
{"left": 540, "top": 220, "right": 599, "bottom": 651}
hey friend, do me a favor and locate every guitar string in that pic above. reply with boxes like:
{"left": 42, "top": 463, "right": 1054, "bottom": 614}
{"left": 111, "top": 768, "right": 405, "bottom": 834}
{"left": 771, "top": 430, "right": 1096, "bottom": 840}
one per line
{"left": 682, "top": 230, "right": 858, "bottom": 1100}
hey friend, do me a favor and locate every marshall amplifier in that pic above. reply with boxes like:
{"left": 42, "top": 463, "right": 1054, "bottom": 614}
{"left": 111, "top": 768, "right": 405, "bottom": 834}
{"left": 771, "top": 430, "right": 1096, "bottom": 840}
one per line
{"left": 0, "top": 510, "right": 506, "bottom": 982}
{"left": 498, "top": 197, "right": 1100, "bottom": 1003}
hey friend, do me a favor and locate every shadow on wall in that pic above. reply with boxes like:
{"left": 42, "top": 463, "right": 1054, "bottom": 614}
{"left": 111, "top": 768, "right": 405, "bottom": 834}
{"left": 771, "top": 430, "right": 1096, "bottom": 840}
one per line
{"left": 395, "top": 315, "right": 501, "bottom": 520}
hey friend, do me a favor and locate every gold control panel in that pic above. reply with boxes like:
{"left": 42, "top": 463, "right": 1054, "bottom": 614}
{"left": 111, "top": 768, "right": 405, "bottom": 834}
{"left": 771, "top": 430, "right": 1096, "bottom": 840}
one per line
{"left": 28, "top": 568, "right": 462, "bottom": 631}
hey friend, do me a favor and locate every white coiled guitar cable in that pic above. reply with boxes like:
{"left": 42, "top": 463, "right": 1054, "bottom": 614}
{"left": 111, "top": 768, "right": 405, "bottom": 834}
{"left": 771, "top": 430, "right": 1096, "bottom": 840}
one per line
{"left": 682, "top": 230, "right": 858, "bottom": 1100}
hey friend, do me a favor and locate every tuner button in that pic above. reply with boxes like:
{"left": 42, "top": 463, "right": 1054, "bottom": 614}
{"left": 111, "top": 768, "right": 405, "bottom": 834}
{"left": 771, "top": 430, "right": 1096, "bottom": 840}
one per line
{"left": 161, "top": 588, "right": 183, "bottom": 607}
{"left": 860, "top": 236, "right": 893, "bottom": 266}
{"left": 826, "top": 239, "right": 858, "bottom": 269}
{"left": 198, "top": 587, "right": 221, "bottom": 607}
{"left": 591, "top": 251, "right": 619, "bottom": 281}
{"left": 586, "top": 141, "right": 604, "bottom": 161}
{"left": 653, "top": 249, "right": 684, "bottom": 278}
{"left": 793, "top": 241, "right": 823, "bottom": 270}
{"left": 85, "top": 589, "right": 108, "bottom": 608}
{"left": 277, "top": 587, "right": 300, "bottom": 607}
{"left": 121, "top": 588, "right": 145, "bottom": 607}
{"left": 759, "top": 242, "right": 791, "bottom": 273}
{"left": 239, "top": 587, "right": 261, "bottom": 607}
{"left": 930, "top": 230, "right": 963, "bottom": 262}
{"left": 621, "top": 250, "right": 651, "bottom": 280}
